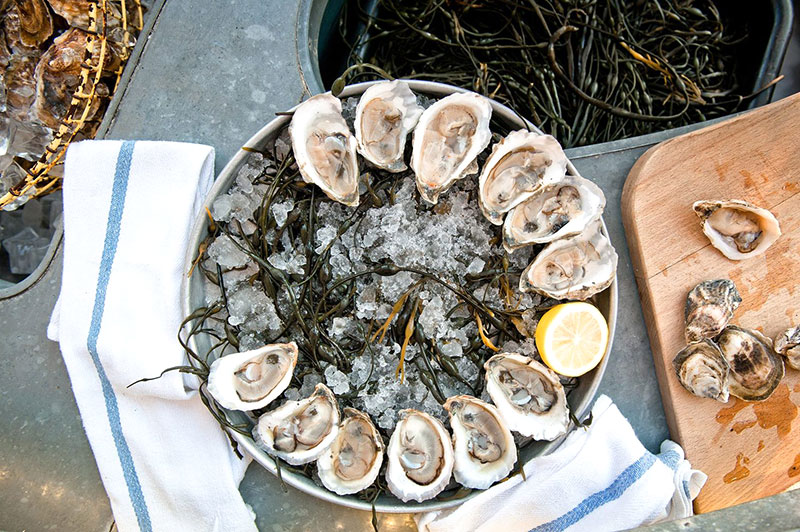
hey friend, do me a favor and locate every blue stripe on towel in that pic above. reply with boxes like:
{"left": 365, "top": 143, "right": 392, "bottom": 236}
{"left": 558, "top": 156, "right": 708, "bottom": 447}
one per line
{"left": 530, "top": 452, "right": 657, "bottom": 532}
{"left": 86, "top": 140, "right": 153, "bottom": 532}
{"left": 657, "top": 449, "right": 681, "bottom": 470}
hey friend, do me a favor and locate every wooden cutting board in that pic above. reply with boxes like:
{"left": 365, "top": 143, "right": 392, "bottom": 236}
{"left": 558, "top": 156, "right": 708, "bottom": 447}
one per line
{"left": 621, "top": 93, "right": 800, "bottom": 513}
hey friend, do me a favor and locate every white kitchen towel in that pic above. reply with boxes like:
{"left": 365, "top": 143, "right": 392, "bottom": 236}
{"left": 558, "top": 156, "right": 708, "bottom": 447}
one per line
{"left": 417, "top": 395, "right": 706, "bottom": 532}
{"left": 47, "top": 140, "right": 257, "bottom": 532}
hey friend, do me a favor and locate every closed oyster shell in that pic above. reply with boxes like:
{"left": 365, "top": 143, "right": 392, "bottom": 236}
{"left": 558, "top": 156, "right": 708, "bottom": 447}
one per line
{"left": 484, "top": 353, "right": 569, "bottom": 441}
{"left": 386, "top": 409, "right": 454, "bottom": 503}
{"left": 9, "top": 0, "right": 52, "bottom": 47}
{"left": 5, "top": 53, "right": 39, "bottom": 121}
{"left": 317, "top": 408, "right": 384, "bottom": 495}
{"left": 503, "top": 174, "right": 605, "bottom": 252}
{"left": 717, "top": 326, "right": 784, "bottom": 401}
{"left": 519, "top": 220, "right": 617, "bottom": 300}
{"left": 410, "top": 92, "right": 492, "bottom": 204}
{"left": 354, "top": 80, "right": 422, "bottom": 172}
{"left": 478, "top": 131, "right": 567, "bottom": 225}
{"left": 673, "top": 340, "right": 730, "bottom": 402}
{"left": 444, "top": 395, "right": 516, "bottom": 490}
{"left": 253, "top": 383, "right": 340, "bottom": 465}
{"left": 684, "top": 279, "right": 741, "bottom": 343}
{"left": 290, "top": 93, "right": 360, "bottom": 206}
{"left": 774, "top": 326, "right": 800, "bottom": 371}
{"left": 693, "top": 200, "right": 781, "bottom": 260}
{"left": 206, "top": 342, "right": 298, "bottom": 411}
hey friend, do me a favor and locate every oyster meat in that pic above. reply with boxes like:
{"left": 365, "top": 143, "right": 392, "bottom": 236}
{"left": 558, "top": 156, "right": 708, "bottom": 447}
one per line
{"left": 444, "top": 395, "right": 516, "bottom": 490}
{"left": 354, "top": 80, "right": 422, "bottom": 172}
{"left": 386, "top": 409, "right": 454, "bottom": 503}
{"left": 693, "top": 200, "right": 781, "bottom": 260}
{"left": 774, "top": 326, "right": 800, "bottom": 371}
{"left": 317, "top": 408, "right": 384, "bottom": 495}
{"left": 253, "top": 383, "right": 340, "bottom": 465}
{"left": 207, "top": 342, "right": 298, "bottom": 411}
{"left": 519, "top": 220, "right": 617, "bottom": 300}
{"left": 503, "top": 174, "right": 605, "bottom": 251}
{"left": 484, "top": 353, "right": 569, "bottom": 441}
{"left": 717, "top": 326, "right": 784, "bottom": 401}
{"left": 290, "top": 93, "right": 360, "bottom": 206}
{"left": 410, "top": 91, "right": 492, "bottom": 204}
{"left": 478, "top": 131, "right": 568, "bottom": 225}
{"left": 673, "top": 340, "right": 730, "bottom": 402}
{"left": 684, "top": 279, "right": 741, "bottom": 343}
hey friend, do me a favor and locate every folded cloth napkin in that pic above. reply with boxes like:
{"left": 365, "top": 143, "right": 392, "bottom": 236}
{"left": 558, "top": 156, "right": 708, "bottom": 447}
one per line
{"left": 417, "top": 395, "right": 706, "bottom": 532}
{"left": 47, "top": 140, "right": 257, "bottom": 532}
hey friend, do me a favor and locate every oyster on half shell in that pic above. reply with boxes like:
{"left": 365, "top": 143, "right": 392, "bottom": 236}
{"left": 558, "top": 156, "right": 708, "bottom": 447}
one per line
{"left": 684, "top": 279, "right": 741, "bottom": 343}
{"left": 317, "top": 408, "right": 384, "bottom": 495}
{"left": 290, "top": 93, "right": 360, "bottom": 206}
{"left": 478, "top": 131, "right": 568, "bottom": 225}
{"left": 673, "top": 340, "right": 730, "bottom": 402}
{"left": 444, "top": 395, "right": 517, "bottom": 490}
{"left": 207, "top": 342, "right": 298, "bottom": 411}
{"left": 355, "top": 80, "right": 423, "bottom": 172}
{"left": 252, "top": 383, "right": 340, "bottom": 465}
{"left": 484, "top": 353, "right": 569, "bottom": 441}
{"left": 774, "top": 325, "right": 800, "bottom": 371}
{"left": 717, "top": 326, "right": 784, "bottom": 402}
{"left": 693, "top": 200, "right": 781, "bottom": 260}
{"left": 410, "top": 92, "right": 492, "bottom": 204}
{"left": 503, "top": 174, "right": 605, "bottom": 252}
{"left": 519, "top": 220, "right": 617, "bottom": 300}
{"left": 386, "top": 409, "right": 454, "bottom": 503}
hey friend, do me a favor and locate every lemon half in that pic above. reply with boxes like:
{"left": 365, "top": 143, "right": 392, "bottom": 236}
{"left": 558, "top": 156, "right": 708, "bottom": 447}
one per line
{"left": 535, "top": 302, "right": 609, "bottom": 377}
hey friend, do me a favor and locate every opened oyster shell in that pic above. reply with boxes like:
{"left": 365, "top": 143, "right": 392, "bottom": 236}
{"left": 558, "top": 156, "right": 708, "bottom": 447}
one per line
{"left": 354, "top": 80, "right": 422, "bottom": 172}
{"left": 717, "top": 326, "right": 784, "bottom": 401}
{"left": 290, "top": 93, "right": 360, "bottom": 206}
{"left": 684, "top": 279, "right": 741, "bottom": 343}
{"left": 519, "top": 220, "right": 617, "bottom": 300}
{"left": 774, "top": 326, "right": 800, "bottom": 371}
{"left": 410, "top": 92, "right": 492, "bottom": 204}
{"left": 444, "top": 395, "right": 516, "bottom": 490}
{"left": 478, "top": 131, "right": 567, "bottom": 225}
{"left": 253, "top": 383, "right": 340, "bottom": 465}
{"left": 503, "top": 174, "right": 605, "bottom": 252}
{"left": 484, "top": 353, "right": 569, "bottom": 441}
{"left": 673, "top": 340, "right": 730, "bottom": 402}
{"left": 386, "top": 409, "right": 454, "bottom": 503}
{"left": 693, "top": 200, "right": 781, "bottom": 260}
{"left": 207, "top": 342, "right": 298, "bottom": 411}
{"left": 317, "top": 408, "right": 384, "bottom": 495}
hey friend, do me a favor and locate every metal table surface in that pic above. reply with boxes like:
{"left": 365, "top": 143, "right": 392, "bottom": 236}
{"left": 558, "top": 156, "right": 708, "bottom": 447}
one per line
{"left": 1, "top": 1, "right": 798, "bottom": 531}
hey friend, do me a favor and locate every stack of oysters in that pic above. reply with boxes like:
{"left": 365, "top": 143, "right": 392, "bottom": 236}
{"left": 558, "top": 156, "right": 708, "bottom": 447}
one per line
{"left": 673, "top": 279, "right": 798, "bottom": 403}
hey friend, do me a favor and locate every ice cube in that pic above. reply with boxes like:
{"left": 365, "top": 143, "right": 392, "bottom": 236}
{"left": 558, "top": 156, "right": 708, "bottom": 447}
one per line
{"left": 2, "top": 226, "right": 51, "bottom": 274}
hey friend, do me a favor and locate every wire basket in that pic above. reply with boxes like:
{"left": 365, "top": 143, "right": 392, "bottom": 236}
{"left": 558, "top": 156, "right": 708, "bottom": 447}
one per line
{"left": 0, "top": 0, "right": 144, "bottom": 211}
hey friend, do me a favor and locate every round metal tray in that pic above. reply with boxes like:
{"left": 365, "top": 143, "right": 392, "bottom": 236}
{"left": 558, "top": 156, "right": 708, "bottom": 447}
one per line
{"left": 182, "top": 80, "right": 618, "bottom": 513}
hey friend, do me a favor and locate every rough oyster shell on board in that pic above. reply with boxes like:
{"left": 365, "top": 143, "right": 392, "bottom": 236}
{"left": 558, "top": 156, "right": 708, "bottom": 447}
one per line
{"left": 774, "top": 326, "right": 800, "bottom": 371}
{"left": 673, "top": 339, "right": 730, "bottom": 402}
{"left": 684, "top": 279, "right": 741, "bottom": 343}
{"left": 717, "top": 326, "right": 784, "bottom": 402}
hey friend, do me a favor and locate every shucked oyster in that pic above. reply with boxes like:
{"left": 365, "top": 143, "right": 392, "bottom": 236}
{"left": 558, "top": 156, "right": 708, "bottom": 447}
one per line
{"left": 684, "top": 279, "right": 741, "bottom": 343}
{"left": 290, "top": 93, "right": 360, "bottom": 206}
{"left": 717, "top": 326, "right": 784, "bottom": 401}
{"left": 317, "top": 408, "right": 384, "bottom": 495}
{"left": 693, "top": 200, "right": 781, "bottom": 260}
{"left": 354, "top": 80, "right": 422, "bottom": 172}
{"left": 207, "top": 342, "right": 298, "bottom": 411}
{"left": 774, "top": 326, "right": 800, "bottom": 371}
{"left": 519, "top": 220, "right": 617, "bottom": 300}
{"left": 503, "top": 174, "right": 605, "bottom": 252}
{"left": 484, "top": 353, "right": 569, "bottom": 441}
{"left": 386, "top": 409, "right": 454, "bottom": 503}
{"left": 478, "top": 131, "right": 568, "bottom": 225}
{"left": 673, "top": 340, "right": 730, "bottom": 402}
{"left": 411, "top": 92, "right": 492, "bottom": 204}
{"left": 444, "top": 395, "right": 516, "bottom": 490}
{"left": 253, "top": 383, "right": 340, "bottom": 465}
